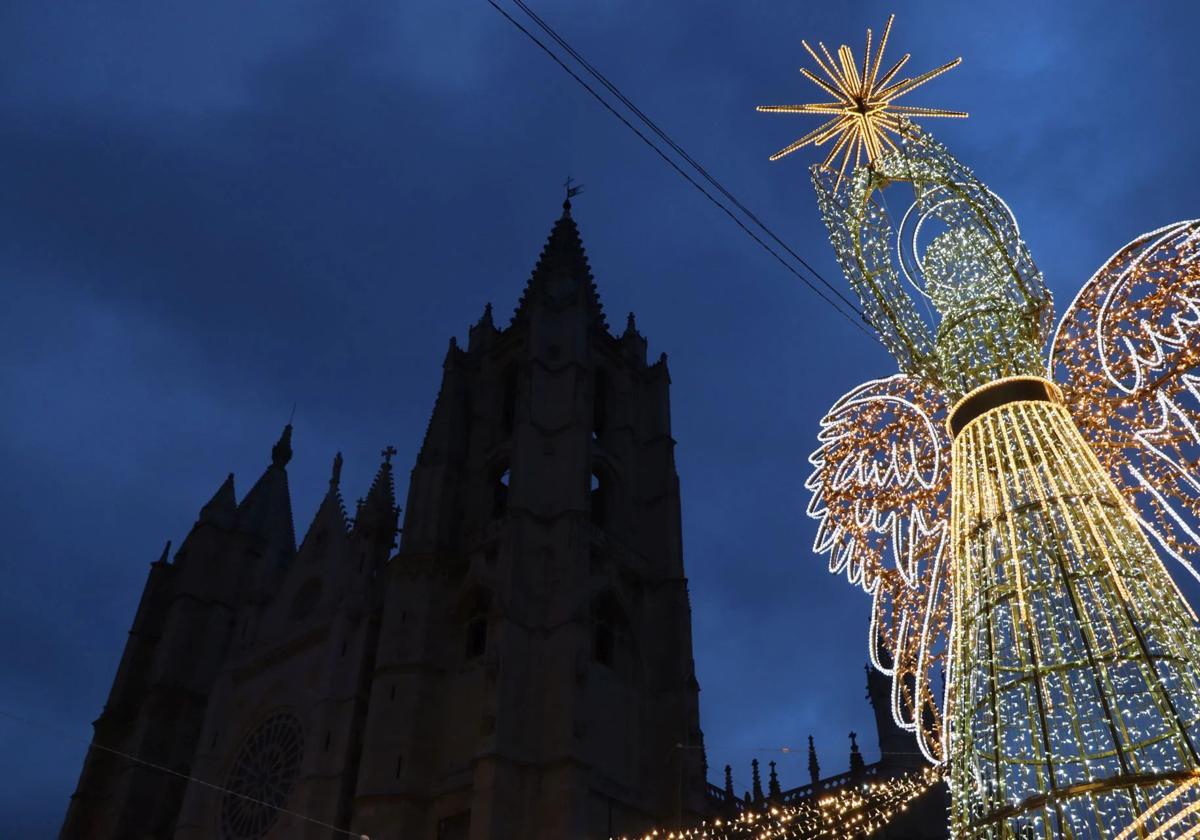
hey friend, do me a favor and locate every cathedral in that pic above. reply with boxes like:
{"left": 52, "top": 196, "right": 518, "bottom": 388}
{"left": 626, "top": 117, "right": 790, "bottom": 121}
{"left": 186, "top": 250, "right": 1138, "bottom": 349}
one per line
{"left": 60, "top": 200, "right": 945, "bottom": 839}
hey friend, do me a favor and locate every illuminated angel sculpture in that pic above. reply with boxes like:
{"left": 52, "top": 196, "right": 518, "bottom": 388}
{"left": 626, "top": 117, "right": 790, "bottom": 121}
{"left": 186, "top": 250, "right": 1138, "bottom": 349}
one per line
{"left": 761, "top": 17, "right": 1200, "bottom": 839}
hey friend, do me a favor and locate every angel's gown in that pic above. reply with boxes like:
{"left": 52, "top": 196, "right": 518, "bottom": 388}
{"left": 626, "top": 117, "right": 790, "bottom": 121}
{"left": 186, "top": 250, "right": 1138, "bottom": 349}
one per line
{"left": 930, "top": 229, "right": 1200, "bottom": 838}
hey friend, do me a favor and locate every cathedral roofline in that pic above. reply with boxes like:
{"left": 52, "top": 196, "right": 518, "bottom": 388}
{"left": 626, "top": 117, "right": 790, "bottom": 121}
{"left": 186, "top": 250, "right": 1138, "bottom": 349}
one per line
{"left": 199, "top": 472, "right": 237, "bottom": 528}
{"left": 352, "top": 447, "right": 399, "bottom": 544}
{"left": 298, "top": 452, "right": 350, "bottom": 551}
{"left": 510, "top": 202, "right": 607, "bottom": 332}
{"left": 236, "top": 424, "right": 297, "bottom": 560}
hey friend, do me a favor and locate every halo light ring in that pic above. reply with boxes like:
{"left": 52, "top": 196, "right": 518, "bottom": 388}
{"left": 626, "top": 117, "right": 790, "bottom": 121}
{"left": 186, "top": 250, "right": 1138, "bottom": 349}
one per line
{"left": 894, "top": 183, "right": 1024, "bottom": 306}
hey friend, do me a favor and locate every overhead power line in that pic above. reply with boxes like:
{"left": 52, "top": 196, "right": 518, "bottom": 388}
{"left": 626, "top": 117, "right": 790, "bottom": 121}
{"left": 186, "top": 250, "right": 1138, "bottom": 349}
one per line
{"left": 507, "top": 0, "right": 868, "bottom": 321}
{"left": 487, "top": 0, "right": 875, "bottom": 339}
{"left": 0, "top": 707, "right": 368, "bottom": 839}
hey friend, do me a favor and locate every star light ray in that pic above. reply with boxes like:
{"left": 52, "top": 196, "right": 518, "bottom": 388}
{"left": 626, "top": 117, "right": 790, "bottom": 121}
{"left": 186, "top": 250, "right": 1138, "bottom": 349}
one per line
{"left": 757, "top": 16, "right": 1200, "bottom": 839}
{"left": 758, "top": 15, "right": 966, "bottom": 186}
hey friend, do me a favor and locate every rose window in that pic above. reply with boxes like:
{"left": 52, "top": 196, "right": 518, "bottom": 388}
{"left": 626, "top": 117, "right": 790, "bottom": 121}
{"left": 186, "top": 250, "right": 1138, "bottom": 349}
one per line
{"left": 220, "top": 712, "right": 304, "bottom": 839}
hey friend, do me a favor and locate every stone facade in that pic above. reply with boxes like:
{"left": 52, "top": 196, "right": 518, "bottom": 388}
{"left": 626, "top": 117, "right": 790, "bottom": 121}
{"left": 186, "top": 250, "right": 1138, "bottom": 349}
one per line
{"left": 61, "top": 200, "right": 707, "bottom": 840}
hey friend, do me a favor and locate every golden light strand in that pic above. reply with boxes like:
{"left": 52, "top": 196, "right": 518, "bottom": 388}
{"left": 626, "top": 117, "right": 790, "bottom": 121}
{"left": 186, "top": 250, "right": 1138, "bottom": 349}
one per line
{"left": 757, "top": 15, "right": 966, "bottom": 187}
{"left": 760, "top": 17, "right": 1200, "bottom": 838}
{"left": 948, "top": 384, "right": 1200, "bottom": 837}
{"left": 615, "top": 766, "right": 944, "bottom": 840}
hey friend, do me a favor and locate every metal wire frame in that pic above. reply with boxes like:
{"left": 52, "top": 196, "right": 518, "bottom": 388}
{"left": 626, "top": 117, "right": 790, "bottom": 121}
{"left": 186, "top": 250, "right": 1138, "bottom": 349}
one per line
{"left": 812, "top": 123, "right": 1053, "bottom": 399}
{"left": 948, "top": 383, "right": 1200, "bottom": 838}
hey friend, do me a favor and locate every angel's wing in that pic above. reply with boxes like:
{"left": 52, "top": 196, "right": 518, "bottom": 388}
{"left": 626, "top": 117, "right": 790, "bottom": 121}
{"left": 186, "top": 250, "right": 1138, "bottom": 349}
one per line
{"left": 806, "top": 373, "right": 953, "bottom": 762}
{"left": 1051, "top": 220, "right": 1200, "bottom": 578}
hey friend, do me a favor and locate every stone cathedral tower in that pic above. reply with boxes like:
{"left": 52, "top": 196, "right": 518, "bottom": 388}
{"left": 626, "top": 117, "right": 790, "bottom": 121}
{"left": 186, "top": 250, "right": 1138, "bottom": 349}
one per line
{"left": 351, "top": 199, "right": 707, "bottom": 839}
{"left": 61, "top": 200, "right": 707, "bottom": 840}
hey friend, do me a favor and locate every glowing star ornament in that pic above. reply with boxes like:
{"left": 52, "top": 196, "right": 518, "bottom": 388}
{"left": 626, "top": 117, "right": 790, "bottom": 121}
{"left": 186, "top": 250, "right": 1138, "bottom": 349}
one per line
{"left": 760, "top": 15, "right": 1200, "bottom": 840}
{"left": 756, "top": 14, "right": 966, "bottom": 186}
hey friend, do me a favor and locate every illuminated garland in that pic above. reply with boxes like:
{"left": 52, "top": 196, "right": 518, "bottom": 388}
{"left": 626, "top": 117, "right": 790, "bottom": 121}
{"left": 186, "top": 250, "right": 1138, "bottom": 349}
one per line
{"left": 615, "top": 766, "right": 943, "bottom": 840}
{"left": 1113, "top": 776, "right": 1200, "bottom": 840}
{"left": 946, "top": 377, "right": 1200, "bottom": 837}
{"left": 756, "top": 14, "right": 966, "bottom": 186}
{"left": 759, "top": 14, "right": 1200, "bottom": 838}
{"left": 805, "top": 372, "right": 951, "bottom": 763}
{"left": 1050, "top": 220, "right": 1200, "bottom": 577}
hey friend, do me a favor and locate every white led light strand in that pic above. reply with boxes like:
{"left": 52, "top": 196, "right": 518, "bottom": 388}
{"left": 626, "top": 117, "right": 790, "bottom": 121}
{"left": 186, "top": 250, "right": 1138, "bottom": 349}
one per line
{"left": 762, "top": 17, "right": 1200, "bottom": 838}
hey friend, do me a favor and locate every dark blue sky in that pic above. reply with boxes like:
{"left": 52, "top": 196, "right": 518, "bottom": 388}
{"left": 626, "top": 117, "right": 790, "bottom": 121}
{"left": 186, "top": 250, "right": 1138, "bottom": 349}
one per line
{"left": 4, "top": 2, "right": 1200, "bottom": 835}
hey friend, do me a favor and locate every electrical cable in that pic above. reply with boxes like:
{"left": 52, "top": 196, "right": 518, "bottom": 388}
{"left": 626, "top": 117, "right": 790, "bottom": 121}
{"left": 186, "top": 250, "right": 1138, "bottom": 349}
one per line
{"left": 507, "top": 0, "right": 869, "bottom": 325}
{"left": 0, "top": 707, "right": 369, "bottom": 839}
{"left": 486, "top": 0, "right": 875, "bottom": 340}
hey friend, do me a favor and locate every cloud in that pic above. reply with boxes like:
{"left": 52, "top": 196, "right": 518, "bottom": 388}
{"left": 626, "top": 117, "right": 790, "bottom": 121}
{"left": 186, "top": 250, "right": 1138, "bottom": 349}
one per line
{"left": 6, "top": 1, "right": 1200, "bottom": 834}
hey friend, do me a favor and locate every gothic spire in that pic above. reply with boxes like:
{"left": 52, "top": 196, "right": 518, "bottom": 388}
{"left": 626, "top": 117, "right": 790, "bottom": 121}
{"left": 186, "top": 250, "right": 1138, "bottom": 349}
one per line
{"left": 808, "top": 735, "right": 821, "bottom": 786}
{"left": 723, "top": 764, "right": 735, "bottom": 799}
{"left": 511, "top": 202, "right": 606, "bottom": 330}
{"left": 849, "top": 731, "right": 866, "bottom": 777}
{"left": 199, "top": 472, "right": 237, "bottom": 527}
{"left": 353, "top": 446, "right": 400, "bottom": 545}
{"left": 751, "top": 758, "right": 764, "bottom": 804}
{"left": 271, "top": 423, "right": 293, "bottom": 467}
{"left": 299, "top": 453, "right": 350, "bottom": 551}
{"left": 237, "top": 424, "right": 297, "bottom": 563}
{"left": 768, "top": 760, "right": 782, "bottom": 801}
{"left": 619, "top": 309, "right": 648, "bottom": 364}
{"left": 330, "top": 451, "right": 343, "bottom": 490}
{"left": 468, "top": 301, "right": 498, "bottom": 352}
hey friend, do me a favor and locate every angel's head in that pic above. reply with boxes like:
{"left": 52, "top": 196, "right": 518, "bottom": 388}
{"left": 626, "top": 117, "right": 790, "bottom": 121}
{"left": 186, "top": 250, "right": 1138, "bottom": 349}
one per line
{"left": 812, "top": 124, "right": 1054, "bottom": 396}
{"left": 923, "top": 226, "right": 1008, "bottom": 314}
{"left": 922, "top": 225, "right": 1048, "bottom": 391}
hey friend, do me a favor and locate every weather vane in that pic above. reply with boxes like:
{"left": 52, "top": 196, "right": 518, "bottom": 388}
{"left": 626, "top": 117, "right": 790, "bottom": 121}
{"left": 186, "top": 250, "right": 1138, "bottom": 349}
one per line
{"left": 564, "top": 175, "right": 584, "bottom": 201}
{"left": 756, "top": 14, "right": 965, "bottom": 185}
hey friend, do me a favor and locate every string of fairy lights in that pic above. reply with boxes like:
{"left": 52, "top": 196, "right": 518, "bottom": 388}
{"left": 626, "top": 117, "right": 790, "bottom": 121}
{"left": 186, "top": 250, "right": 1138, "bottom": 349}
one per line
{"left": 807, "top": 370, "right": 952, "bottom": 765}
{"left": 12, "top": 698, "right": 944, "bottom": 840}
{"left": 804, "top": 119, "right": 1200, "bottom": 836}
{"left": 487, "top": 9, "right": 958, "bottom": 835}
{"left": 33, "top": 6, "right": 1200, "bottom": 839}
{"left": 770, "top": 13, "right": 1200, "bottom": 840}
{"left": 948, "top": 376, "right": 1200, "bottom": 837}
{"left": 615, "top": 766, "right": 943, "bottom": 840}
{"left": 804, "top": 120, "right": 1200, "bottom": 836}
{"left": 756, "top": 14, "right": 966, "bottom": 187}
{"left": 1050, "top": 219, "right": 1200, "bottom": 578}
{"left": 1113, "top": 777, "right": 1200, "bottom": 840}
{"left": 498, "top": 5, "right": 1200, "bottom": 836}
